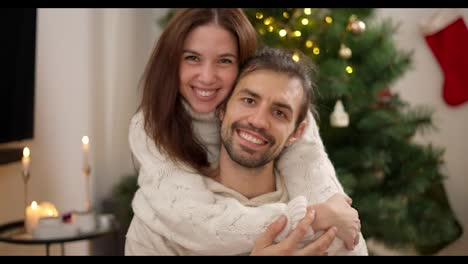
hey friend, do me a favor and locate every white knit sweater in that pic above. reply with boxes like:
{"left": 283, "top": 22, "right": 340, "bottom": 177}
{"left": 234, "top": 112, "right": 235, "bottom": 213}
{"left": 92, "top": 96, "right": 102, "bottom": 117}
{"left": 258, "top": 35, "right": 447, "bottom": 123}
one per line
{"left": 126, "top": 105, "right": 368, "bottom": 255}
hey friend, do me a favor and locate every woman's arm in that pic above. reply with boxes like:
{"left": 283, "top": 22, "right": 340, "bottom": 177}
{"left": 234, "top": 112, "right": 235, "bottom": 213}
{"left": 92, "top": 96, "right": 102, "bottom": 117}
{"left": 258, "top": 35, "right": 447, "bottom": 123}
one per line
{"left": 277, "top": 111, "right": 368, "bottom": 255}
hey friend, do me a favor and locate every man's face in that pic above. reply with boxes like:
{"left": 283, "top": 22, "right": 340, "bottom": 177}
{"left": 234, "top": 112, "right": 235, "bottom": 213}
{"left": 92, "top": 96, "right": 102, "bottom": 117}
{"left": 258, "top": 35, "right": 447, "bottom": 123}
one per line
{"left": 220, "top": 69, "right": 306, "bottom": 168}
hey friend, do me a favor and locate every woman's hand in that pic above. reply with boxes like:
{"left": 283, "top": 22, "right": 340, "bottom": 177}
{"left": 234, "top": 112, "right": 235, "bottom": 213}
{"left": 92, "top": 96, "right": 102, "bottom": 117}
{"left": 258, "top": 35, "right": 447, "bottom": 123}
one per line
{"left": 251, "top": 210, "right": 337, "bottom": 256}
{"left": 310, "top": 193, "right": 361, "bottom": 250}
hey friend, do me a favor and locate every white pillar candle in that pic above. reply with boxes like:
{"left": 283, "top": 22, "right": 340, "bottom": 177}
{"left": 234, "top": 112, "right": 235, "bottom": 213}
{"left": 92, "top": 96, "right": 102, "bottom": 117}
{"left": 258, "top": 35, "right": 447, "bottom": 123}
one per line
{"left": 25, "top": 201, "right": 41, "bottom": 233}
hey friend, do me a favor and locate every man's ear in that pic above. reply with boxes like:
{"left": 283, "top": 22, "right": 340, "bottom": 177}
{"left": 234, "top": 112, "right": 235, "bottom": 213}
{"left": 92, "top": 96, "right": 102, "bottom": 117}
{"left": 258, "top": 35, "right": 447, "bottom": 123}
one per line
{"left": 286, "top": 120, "right": 307, "bottom": 146}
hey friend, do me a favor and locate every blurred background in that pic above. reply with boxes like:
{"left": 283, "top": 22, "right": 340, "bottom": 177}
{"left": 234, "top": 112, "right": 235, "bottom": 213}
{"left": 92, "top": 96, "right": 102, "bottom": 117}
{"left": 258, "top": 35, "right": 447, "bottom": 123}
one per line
{"left": 0, "top": 8, "right": 466, "bottom": 255}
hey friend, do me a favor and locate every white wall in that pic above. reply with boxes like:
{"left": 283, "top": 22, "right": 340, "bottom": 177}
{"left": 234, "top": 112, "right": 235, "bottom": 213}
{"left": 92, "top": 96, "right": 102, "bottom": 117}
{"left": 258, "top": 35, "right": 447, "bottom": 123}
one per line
{"left": 0, "top": 8, "right": 166, "bottom": 255}
{"left": 376, "top": 8, "right": 468, "bottom": 238}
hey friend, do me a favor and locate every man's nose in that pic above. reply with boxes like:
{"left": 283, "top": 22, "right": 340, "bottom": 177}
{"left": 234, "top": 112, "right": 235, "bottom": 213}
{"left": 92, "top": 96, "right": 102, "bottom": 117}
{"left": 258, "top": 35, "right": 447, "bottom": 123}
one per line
{"left": 247, "top": 107, "right": 270, "bottom": 130}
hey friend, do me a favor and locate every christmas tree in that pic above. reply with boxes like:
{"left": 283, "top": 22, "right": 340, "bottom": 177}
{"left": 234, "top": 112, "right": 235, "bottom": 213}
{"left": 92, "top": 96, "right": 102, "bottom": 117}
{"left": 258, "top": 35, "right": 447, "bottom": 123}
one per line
{"left": 242, "top": 8, "right": 462, "bottom": 254}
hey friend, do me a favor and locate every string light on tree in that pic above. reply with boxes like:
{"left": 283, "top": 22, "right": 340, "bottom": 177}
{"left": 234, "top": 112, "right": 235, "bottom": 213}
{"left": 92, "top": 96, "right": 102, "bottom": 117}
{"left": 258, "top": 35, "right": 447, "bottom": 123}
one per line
{"left": 305, "top": 40, "right": 313, "bottom": 48}
{"left": 264, "top": 17, "right": 273, "bottom": 26}
{"left": 313, "top": 47, "right": 320, "bottom": 55}
{"left": 279, "top": 29, "right": 287, "bottom": 37}
{"left": 325, "top": 16, "right": 333, "bottom": 24}
{"left": 345, "top": 65, "right": 353, "bottom": 74}
{"left": 292, "top": 52, "right": 300, "bottom": 62}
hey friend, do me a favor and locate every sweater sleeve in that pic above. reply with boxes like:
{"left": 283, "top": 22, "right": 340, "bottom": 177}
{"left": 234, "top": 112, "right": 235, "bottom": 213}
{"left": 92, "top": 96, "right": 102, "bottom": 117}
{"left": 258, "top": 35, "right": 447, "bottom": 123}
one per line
{"left": 129, "top": 111, "right": 307, "bottom": 255}
{"left": 277, "top": 110, "right": 368, "bottom": 255}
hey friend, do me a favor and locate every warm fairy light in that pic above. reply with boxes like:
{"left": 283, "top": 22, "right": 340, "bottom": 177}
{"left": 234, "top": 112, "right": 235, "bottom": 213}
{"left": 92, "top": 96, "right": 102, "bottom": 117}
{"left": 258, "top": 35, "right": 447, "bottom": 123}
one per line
{"left": 293, "top": 31, "right": 302, "bottom": 37}
{"left": 264, "top": 17, "right": 273, "bottom": 25}
{"left": 268, "top": 25, "right": 274, "bottom": 32}
{"left": 283, "top": 12, "right": 289, "bottom": 19}
{"left": 259, "top": 28, "right": 265, "bottom": 35}
{"left": 305, "top": 40, "right": 313, "bottom": 48}
{"left": 256, "top": 12, "right": 263, "bottom": 19}
{"left": 304, "top": 8, "right": 312, "bottom": 15}
{"left": 292, "top": 53, "right": 300, "bottom": 62}
{"left": 313, "top": 47, "right": 320, "bottom": 55}
{"left": 279, "top": 29, "right": 287, "bottom": 37}
{"left": 301, "top": 18, "right": 309, "bottom": 25}
{"left": 346, "top": 66, "right": 354, "bottom": 74}
{"left": 325, "top": 16, "right": 333, "bottom": 24}
{"left": 31, "top": 201, "right": 38, "bottom": 209}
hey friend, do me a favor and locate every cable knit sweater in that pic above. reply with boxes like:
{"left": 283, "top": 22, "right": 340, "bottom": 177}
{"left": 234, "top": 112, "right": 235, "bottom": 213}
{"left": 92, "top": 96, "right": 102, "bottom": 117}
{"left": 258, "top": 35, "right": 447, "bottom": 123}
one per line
{"left": 126, "top": 104, "right": 368, "bottom": 255}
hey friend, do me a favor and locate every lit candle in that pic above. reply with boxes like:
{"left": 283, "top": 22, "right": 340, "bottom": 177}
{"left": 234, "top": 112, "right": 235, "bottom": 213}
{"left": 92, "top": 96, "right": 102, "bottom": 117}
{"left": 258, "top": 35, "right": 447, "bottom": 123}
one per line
{"left": 22, "top": 147, "right": 30, "bottom": 176}
{"left": 82, "top": 136, "right": 89, "bottom": 170}
{"left": 25, "top": 201, "right": 41, "bottom": 233}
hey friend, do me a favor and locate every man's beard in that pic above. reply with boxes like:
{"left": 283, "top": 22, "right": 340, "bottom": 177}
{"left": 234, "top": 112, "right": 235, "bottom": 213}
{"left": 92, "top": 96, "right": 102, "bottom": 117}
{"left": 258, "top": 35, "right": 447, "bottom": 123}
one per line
{"left": 221, "top": 121, "right": 281, "bottom": 168}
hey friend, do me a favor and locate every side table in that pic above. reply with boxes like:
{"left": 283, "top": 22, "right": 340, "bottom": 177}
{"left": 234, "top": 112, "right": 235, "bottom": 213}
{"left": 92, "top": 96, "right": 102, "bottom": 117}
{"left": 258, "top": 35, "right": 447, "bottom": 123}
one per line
{"left": 0, "top": 217, "right": 119, "bottom": 256}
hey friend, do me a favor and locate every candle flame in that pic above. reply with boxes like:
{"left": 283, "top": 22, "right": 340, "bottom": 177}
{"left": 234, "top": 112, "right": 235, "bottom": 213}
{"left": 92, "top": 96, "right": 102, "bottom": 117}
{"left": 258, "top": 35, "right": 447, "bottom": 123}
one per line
{"left": 23, "top": 147, "right": 30, "bottom": 158}
{"left": 31, "top": 201, "right": 38, "bottom": 209}
{"left": 82, "top": 136, "right": 89, "bottom": 145}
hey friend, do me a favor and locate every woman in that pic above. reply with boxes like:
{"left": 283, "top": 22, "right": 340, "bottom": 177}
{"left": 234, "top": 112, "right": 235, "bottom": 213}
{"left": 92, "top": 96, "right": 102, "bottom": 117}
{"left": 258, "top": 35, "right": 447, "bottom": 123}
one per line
{"left": 125, "top": 8, "right": 367, "bottom": 255}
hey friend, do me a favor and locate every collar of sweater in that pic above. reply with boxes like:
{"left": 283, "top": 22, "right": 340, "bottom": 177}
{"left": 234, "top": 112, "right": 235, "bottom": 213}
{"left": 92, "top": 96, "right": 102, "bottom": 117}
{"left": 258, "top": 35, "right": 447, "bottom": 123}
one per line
{"left": 203, "top": 170, "right": 288, "bottom": 206}
{"left": 181, "top": 99, "right": 217, "bottom": 122}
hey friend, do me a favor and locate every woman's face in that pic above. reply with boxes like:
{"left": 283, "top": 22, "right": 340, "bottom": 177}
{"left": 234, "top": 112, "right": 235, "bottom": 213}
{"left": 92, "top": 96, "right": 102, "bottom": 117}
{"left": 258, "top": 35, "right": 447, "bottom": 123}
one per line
{"left": 179, "top": 23, "right": 239, "bottom": 113}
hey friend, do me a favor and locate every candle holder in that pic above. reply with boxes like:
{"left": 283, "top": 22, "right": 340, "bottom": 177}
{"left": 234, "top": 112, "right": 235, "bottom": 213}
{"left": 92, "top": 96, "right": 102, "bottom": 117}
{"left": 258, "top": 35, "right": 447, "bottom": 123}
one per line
{"left": 22, "top": 170, "right": 30, "bottom": 232}
{"left": 22, "top": 171, "right": 30, "bottom": 213}
{"left": 83, "top": 165, "right": 91, "bottom": 212}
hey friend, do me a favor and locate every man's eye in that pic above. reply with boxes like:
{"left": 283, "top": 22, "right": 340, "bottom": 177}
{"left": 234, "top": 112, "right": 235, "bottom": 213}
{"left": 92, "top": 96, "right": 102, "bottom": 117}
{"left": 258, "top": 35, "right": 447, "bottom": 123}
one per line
{"left": 243, "top": 98, "right": 255, "bottom": 105}
{"left": 274, "top": 110, "right": 286, "bottom": 118}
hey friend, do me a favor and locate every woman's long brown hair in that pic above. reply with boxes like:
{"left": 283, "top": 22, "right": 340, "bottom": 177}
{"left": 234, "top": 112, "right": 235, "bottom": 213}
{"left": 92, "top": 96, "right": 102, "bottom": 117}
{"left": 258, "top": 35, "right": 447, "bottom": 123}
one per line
{"left": 139, "top": 8, "right": 257, "bottom": 173}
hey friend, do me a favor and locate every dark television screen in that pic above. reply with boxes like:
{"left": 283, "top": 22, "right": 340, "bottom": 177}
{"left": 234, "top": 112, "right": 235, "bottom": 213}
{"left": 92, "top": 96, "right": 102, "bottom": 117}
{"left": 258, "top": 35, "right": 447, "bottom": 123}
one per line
{"left": 0, "top": 8, "right": 37, "bottom": 144}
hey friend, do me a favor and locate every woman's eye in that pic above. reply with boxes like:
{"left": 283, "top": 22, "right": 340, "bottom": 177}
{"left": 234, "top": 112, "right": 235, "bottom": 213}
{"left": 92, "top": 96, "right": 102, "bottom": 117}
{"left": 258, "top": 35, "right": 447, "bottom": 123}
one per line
{"left": 219, "top": 58, "right": 233, "bottom": 64}
{"left": 185, "top": 55, "right": 199, "bottom": 62}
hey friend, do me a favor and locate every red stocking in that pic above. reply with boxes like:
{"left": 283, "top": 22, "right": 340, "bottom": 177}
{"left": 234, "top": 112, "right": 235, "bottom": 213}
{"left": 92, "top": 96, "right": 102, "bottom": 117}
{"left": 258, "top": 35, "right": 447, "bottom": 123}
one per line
{"left": 425, "top": 16, "right": 468, "bottom": 107}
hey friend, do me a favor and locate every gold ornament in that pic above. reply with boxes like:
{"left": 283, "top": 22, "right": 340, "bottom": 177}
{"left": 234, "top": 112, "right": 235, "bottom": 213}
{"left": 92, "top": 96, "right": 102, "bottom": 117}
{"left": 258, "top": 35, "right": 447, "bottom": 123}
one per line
{"left": 347, "top": 15, "right": 366, "bottom": 34}
{"left": 330, "top": 100, "right": 349, "bottom": 127}
{"left": 374, "top": 170, "right": 385, "bottom": 182}
{"left": 338, "top": 44, "right": 352, "bottom": 59}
